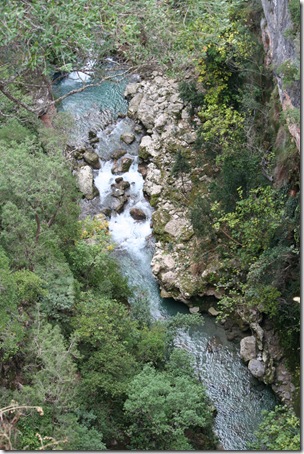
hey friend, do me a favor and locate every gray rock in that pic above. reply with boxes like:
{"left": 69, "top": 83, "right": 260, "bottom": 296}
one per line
{"left": 121, "top": 132, "right": 135, "bottom": 145}
{"left": 114, "top": 178, "right": 130, "bottom": 191}
{"left": 240, "top": 336, "right": 257, "bottom": 363}
{"left": 89, "top": 136, "right": 99, "bottom": 145}
{"left": 124, "top": 82, "right": 140, "bottom": 98}
{"left": 115, "top": 198, "right": 128, "bottom": 214}
{"left": 112, "top": 188, "right": 125, "bottom": 198}
{"left": 110, "top": 149, "right": 127, "bottom": 160}
{"left": 139, "top": 135, "right": 153, "bottom": 160}
{"left": 248, "top": 359, "right": 266, "bottom": 378}
{"left": 164, "top": 218, "right": 190, "bottom": 239}
{"left": 76, "top": 165, "right": 99, "bottom": 200}
{"left": 128, "top": 92, "right": 144, "bottom": 118}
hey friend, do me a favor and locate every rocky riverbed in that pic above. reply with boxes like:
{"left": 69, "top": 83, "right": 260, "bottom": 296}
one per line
{"left": 122, "top": 71, "right": 295, "bottom": 407}
{"left": 70, "top": 69, "right": 295, "bottom": 408}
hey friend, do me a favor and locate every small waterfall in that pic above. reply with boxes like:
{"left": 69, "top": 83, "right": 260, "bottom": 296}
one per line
{"left": 56, "top": 66, "right": 277, "bottom": 450}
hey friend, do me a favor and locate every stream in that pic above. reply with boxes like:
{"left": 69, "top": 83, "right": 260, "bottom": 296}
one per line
{"left": 54, "top": 64, "right": 277, "bottom": 450}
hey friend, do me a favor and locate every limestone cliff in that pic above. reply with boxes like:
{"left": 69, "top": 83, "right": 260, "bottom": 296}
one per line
{"left": 260, "top": 0, "right": 300, "bottom": 150}
{"left": 125, "top": 73, "right": 221, "bottom": 304}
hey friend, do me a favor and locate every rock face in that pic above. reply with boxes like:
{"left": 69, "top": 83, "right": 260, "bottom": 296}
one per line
{"left": 124, "top": 72, "right": 219, "bottom": 303}
{"left": 260, "top": 0, "right": 300, "bottom": 151}
{"left": 236, "top": 306, "right": 295, "bottom": 406}
{"left": 111, "top": 157, "right": 133, "bottom": 174}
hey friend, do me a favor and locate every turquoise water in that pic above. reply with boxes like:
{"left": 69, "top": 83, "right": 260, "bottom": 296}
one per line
{"left": 56, "top": 66, "right": 277, "bottom": 450}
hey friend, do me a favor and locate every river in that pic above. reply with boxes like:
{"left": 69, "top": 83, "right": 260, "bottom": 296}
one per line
{"left": 54, "top": 63, "right": 277, "bottom": 450}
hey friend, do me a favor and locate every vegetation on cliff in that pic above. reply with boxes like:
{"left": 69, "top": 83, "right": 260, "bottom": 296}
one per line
{"left": 0, "top": 0, "right": 300, "bottom": 450}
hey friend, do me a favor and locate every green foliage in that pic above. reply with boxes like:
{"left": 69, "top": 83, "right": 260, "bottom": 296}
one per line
{"left": 9, "top": 313, "right": 106, "bottom": 451}
{"left": 0, "top": 0, "right": 107, "bottom": 74}
{"left": 37, "top": 257, "right": 77, "bottom": 320}
{"left": 212, "top": 186, "right": 284, "bottom": 267}
{"left": 134, "top": 323, "right": 167, "bottom": 368}
{"left": 38, "top": 112, "right": 75, "bottom": 155}
{"left": 171, "top": 149, "right": 191, "bottom": 193}
{"left": 21, "top": 313, "right": 79, "bottom": 410}
{"left": 0, "top": 136, "right": 80, "bottom": 269}
{"left": 0, "top": 119, "right": 34, "bottom": 143}
{"left": 0, "top": 247, "right": 25, "bottom": 359}
{"left": 171, "top": 149, "right": 191, "bottom": 176}
{"left": 248, "top": 405, "right": 300, "bottom": 450}
{"left": 67, "top": 236, "right": 131, "bottom": 301}
{"left": 276, "top": 60, "right": 300, "bottom": 88}
{"left": 129, "top": 290, "right": 153, "bottom": 327}
{"left": 14, "top": 270, "right": 46, "bottom": 305}
{"left": 288, "top": 0, "right": 300, "bottom": 34}
{"left": 73, "top": 293, "right": 140, "bottom": 399}
{"left": 190, "top": 196, "right": 214, "bottom": 238}
{"left": 124, "top": 363, "right": 216, "bottom": 450}
{"left": 210, "top": 148, "right": 263, "bottom": 212}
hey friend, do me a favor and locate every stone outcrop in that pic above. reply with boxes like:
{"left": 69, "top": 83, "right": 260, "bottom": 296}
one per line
{"left": 124, "top": 72, "right": 219, "bottom": 303}
{"left": 236, "top": 306, "right": 295, "bottom": 406}
{"left": 121, "top": 132, "right": 135, "bottom": 144}
{"left": 260, "top": 0, "right": 300, "bottom": 151}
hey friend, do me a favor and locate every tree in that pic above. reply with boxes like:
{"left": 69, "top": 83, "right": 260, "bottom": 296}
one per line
{"left": 0, "top": 137, "right": 80, "bottom": 270}
{"left": 9, "top": 312, "right": 107, "bottom": 450}
{"left": 248, "top": 405, "right": 300, "bottom": 451}
{"left": 73, "top": 293, "right": 140, "bottom": 399}
{"left": 0, "top": 0, "right": 112, "bottom": 114}
{"left": 0, "top": 247, "right": 25, "bottom": 360}
{"left": 124, "top": 363, "right": 216, "bottom": 450}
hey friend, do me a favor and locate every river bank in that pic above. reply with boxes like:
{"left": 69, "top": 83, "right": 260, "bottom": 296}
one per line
{"left": 52, "top": 65, "right": 284, "bottom": 449}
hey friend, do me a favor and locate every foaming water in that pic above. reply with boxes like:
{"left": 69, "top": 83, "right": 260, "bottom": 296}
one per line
{"left": 57, "top": 67, "right": 277, "bottom": 450}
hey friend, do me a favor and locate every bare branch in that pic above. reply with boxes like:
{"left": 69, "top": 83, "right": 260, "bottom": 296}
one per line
{"left": 51, "top": 67, "right": 136, "bottom": 106}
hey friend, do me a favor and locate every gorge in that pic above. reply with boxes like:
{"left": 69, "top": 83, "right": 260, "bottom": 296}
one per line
{"left": 0, "top": 0, "right": 300, "bottom": 450}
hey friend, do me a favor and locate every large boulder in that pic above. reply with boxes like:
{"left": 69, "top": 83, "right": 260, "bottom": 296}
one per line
{"left": 128, "top": 92, "right": 144, "bottom": 118}
{"left": 164, "top": 218, "right": 192, "bottom": 240}
{"left": 76, "top": 165, "right": 99, "bottom": 200}
{"left": 139, "top": 135, "right": 153, "bottom": 160}
{"left": 83, "top": 150, "right": 101, "bottom": 169}
{"left": 240, "top": 336, "right": 257, "bottom": 363}
{"left": 124, "top": 82, "right": 140, "bottom": 99}
{"left": 137, "top": 95, "right": 155, "bottom": 129}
